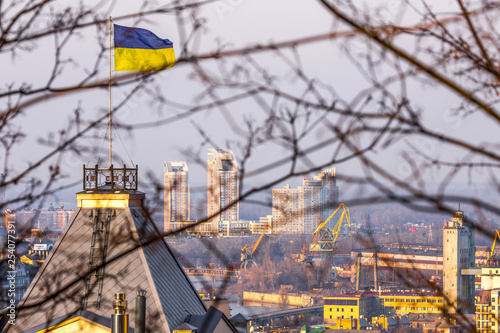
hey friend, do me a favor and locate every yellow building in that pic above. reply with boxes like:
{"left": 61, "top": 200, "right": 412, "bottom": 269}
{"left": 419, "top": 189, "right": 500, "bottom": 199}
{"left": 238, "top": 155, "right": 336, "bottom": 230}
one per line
{"left": 323, "top": 291, "right": 379, "bottom": 324}
{"left": 378, "top": 292, "right": 443, "bottom": 314}
{"left": 22, "top": 311, "right": 110, "bottom": 333}
{"left": 476, "top": 289, "right": 500, "bottom": 332}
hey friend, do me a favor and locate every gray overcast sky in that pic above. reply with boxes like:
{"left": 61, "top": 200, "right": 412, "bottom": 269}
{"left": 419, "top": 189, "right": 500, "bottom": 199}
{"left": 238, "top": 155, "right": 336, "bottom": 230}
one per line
{"left": 2, "top": 0, "right": 495, "bottom": 197}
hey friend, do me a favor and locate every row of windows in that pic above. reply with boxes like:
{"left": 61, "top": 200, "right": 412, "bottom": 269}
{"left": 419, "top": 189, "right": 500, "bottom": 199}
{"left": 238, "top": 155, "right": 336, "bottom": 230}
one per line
{"left": 328, "top": 315, "right": 354, "bottom": 320}
{"left": 393, "top": 306, "right": 440, "bottom": 311}
{"left": 325, "top": 299, "right": 358, "bottom": 306}
{"left": 328, "top": 308, "right": 355, "bottom": 313}
{"left": 383, "top": 298, "right": 442, "bottom": 303}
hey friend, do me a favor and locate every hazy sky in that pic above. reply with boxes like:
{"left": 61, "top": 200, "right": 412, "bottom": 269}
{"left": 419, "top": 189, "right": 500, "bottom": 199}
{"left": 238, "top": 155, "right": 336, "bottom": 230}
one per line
{"left": 2, "top": 0, "right": 495, "bottom": 202}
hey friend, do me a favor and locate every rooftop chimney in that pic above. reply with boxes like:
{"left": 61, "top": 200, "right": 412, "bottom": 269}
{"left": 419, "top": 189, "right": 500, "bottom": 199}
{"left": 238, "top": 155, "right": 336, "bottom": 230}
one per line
{"left": 112, "top": 293, "right": 128, "bottom": 333}
{"left": 135, "top": 289, "right": 147, "bottom": 333}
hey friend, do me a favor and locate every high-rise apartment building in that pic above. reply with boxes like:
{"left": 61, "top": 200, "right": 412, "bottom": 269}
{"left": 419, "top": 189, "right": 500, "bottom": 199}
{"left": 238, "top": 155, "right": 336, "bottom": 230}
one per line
{"left": 272, "top": 185, "right": 301, "bottom": 234}
{"left": 164, "top": 161, "right": 190, "bottom": 232}
{"left": 443, "top": 209, "right": 475, "bottom": 314}
{"left": 300, "top": 178, "right": 322, "bottom": 234}
{"left": 318, "top": 168, "right": 339, "bottom": 224}
{"left": 272, "top": 168, "right": 339, "bottom": 234}
{"left": 207, "top": 148, "right": 239, "bottom": 233}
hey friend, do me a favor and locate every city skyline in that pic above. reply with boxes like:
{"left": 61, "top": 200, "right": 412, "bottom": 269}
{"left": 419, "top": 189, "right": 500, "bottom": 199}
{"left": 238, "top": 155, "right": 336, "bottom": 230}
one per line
{"left": 1, "top": 1, "right": 500, "bottom": 332}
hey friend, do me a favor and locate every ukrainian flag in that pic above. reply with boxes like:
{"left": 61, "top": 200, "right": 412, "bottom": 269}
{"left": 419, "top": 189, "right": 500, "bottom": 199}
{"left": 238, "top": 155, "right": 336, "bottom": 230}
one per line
{"left": 114, "top": 24, "right": 175, "bottom": 71}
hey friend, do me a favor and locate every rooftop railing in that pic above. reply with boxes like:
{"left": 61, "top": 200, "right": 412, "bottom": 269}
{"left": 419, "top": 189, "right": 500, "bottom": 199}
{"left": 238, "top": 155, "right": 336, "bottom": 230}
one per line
{"left": 83, "top": 164, "right": 138, "bottom": 191}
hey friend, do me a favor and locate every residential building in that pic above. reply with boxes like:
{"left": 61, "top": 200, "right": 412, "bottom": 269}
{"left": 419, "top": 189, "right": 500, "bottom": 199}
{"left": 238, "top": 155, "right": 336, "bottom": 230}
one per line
{"left": 207, "top": 148, "right": 239, "bottom": 234}
{"left": 272, "top": 168, "right": 339, "bottom": 235}
{"left": 16, "top": 208, "right": 38, "bottom": 230}
{"left": 164, "top": 161, "right": 190, "bottom": 232}
{"left": 37, "top": 203, "right": 73, "bottom": 231}
{"left": 55, "top": 205, "right": 74, "bottom": 229}
{"left": 318, "top": 168, "right": 339, "bottom": 227}
{"left": 38, "top": 203, "right": 56, "bottom": 230}
{"left": 443, "top": 209, "right": 475, "bottom": 314}
{"left": 476, "top": 289, "right": 500, "bottom": 332}
{"left": 301, "top": 178, "right": 322, "bottom": 234}
{"left": 272, "top": 185, "right": 301, "bottom": 233}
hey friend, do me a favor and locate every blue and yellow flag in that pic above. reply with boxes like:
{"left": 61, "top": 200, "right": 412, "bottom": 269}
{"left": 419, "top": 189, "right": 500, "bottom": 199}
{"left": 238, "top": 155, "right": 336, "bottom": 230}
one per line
{"left": 114, "top": 24, "right": 175, "bottom": 71}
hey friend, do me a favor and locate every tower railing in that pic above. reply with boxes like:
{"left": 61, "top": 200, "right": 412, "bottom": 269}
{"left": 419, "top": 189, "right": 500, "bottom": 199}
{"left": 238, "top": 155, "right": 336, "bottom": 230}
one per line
{"left": 83, "top": 164, "right": 138, "bottom": 191}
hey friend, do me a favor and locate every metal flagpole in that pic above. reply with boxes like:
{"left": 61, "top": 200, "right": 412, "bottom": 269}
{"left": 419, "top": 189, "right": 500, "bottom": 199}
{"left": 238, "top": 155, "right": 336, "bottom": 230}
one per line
{"left": 109, "top": 17, "right": 112, "bottom": 168}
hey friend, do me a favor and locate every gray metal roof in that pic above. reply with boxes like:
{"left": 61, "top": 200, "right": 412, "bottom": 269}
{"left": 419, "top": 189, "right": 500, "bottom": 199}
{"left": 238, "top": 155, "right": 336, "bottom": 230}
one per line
{"left": 7, "top": 203, "right": 206, "bottom": 333}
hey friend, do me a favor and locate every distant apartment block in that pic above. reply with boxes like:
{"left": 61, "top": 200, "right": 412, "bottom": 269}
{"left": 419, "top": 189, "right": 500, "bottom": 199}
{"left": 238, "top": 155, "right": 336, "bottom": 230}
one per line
{"left": 318, "top": 168, "right": 339, "bottom": 223}
{"left": 164, "top": 161, "right": 190, "bottom": 232}
{"left": 301, "top": 177, "right": 322, "bottom": 233}
{"left": 207, "top": 148, "right": 239, "bottom": 234}
{"left": 272, "top": 185, "right": 301, "bottom": 233}
{"left": 16, "top": 208, "right": 38, "bottom": 230}
{"left": 39, "top": 203, "right": 74, "bottom": 230}
{"left": 14, "top": 203, "right": 74, "bottom": 231}
{"left": 272, "top": 168, "right": 338, "bottom": 234}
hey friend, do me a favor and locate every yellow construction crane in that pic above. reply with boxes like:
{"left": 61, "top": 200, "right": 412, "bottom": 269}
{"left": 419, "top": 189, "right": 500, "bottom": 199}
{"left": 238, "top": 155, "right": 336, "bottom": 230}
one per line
{"left": 241, "top": 224, "right": 273, "bottom": 269}
{"left": 491, "top": 229, "right": 500, "bottom": 258}
{"left": 310, "top": 203, "right": 351, "bottom": 252}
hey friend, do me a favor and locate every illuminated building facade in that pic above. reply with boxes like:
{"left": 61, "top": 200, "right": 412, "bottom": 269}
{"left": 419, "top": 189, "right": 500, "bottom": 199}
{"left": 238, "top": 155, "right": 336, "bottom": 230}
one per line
{"left": 323, "top": 292, "right": 379, "bottom": 325}
{"left": 207, "top": 148, "right": 239, "bottom": 233}
{"left": 272, "top": 168, "right": 339, "bottom": 234}
{"left": 164, "top": 161, "right": 190, "bottom": 232}
{"left": 378, "top": 293, "right": 443, "bottom": 314}
{"left": 443, "top": 210, "right": 475, "bottom": 314}
{"left": 272, "top": 185, "right": 301, "bottom": 234}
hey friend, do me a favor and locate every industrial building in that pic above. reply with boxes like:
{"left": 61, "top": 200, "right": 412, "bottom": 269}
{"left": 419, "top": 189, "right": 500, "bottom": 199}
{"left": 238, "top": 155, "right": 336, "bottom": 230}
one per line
{"left": 443, "top": 209, "right": 475, "bottom": 314}
{"left": 351, "top": 243, "right": 443, "bottom": 289}
{"left": 323, "top": 291, "right": 380, "bottom": 325}
{"left": 378, "top": 292, "right": 443, "bottom": 314}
